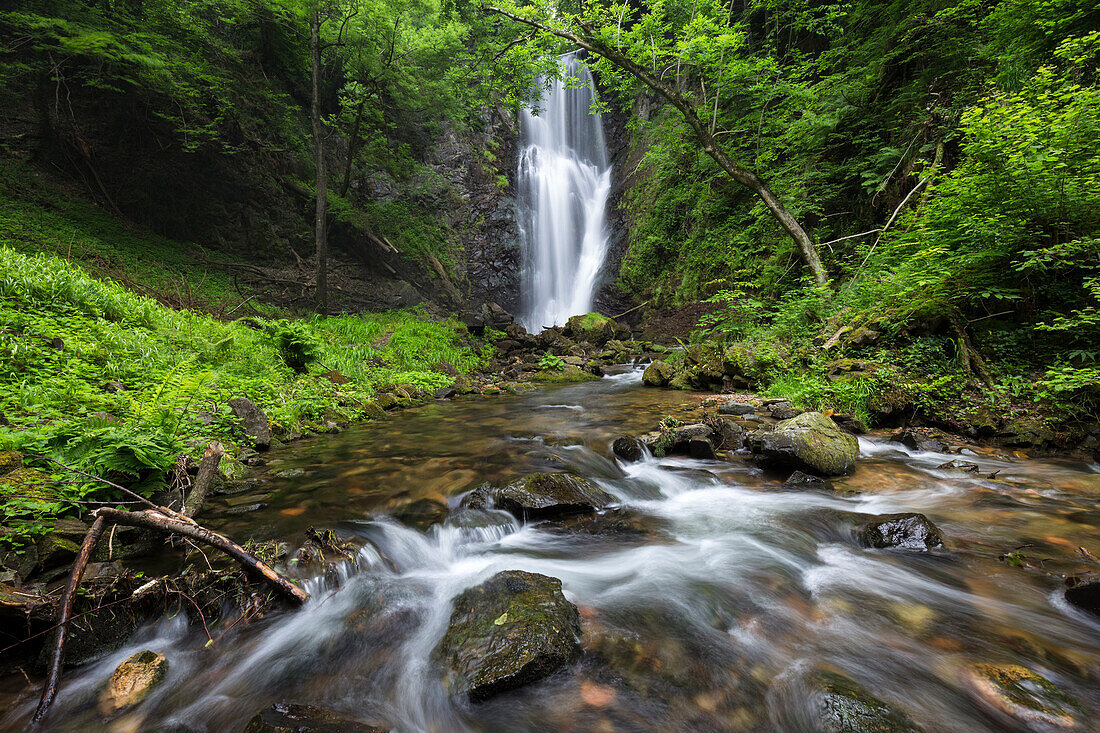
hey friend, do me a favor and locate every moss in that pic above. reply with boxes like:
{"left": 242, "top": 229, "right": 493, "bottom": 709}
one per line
{"left": 531, "top": 366, "right": 599, "bottom": 383}
{"left": 968, "top": 663, "right": 1083, "bottom": 728}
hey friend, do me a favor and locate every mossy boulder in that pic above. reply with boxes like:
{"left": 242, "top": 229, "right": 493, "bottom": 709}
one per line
{"left": 99, "top": 650, "right": 168, "bottom": 714}
{"left": 813, "top": 671, "right": 922, "bottom": 732}
{"left": 496, "top": 473, "right": 615, "bottom": 520}
{"left": 642, "top": 360, "right": 673, "bottom": 387}
{"left": 965, "top": 663, "right": 1084, "bottom": 730}
{"left": 243, "top": 703, "right": 387, "bottom": 732}
{"left": 748, "top": 412, "right": 859, "bottom": 476}
{"left": 612, "top": 436, "right": 646, "bottom": 463}
{"left": 564, "top": 312, "right": 627, "bottom": 346}
{"left": 533, "top": 365, "right": 600, "bottom": 383}
{"left": 857, "top": 513, "right": 945, "bottom": 552}
{"left": 435, "top": 570, "right": 581, "bottom": 701}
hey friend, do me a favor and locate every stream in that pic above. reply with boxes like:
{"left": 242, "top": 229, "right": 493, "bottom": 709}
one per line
{"left": 5, "top": 367, "right": 1100, "bottom": 731}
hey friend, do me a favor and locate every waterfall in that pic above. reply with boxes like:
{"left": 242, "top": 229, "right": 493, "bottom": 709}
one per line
{"left": 517, "top": 53, "right": 612, "bottom": 332}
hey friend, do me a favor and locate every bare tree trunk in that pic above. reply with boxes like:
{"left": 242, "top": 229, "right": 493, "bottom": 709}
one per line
{"left": 311, "top": 4, "right": 329, "bottom": 314}
{"left": 339, "top": 98, "right": 367, "bottom": 197}
{"left": 485, "top": 6, "right": 829, "bottom": 287}
{"left": 33, "top": 517, "right": 107, "bottom": 723}
{"left": 182, "top": 441, "right": 224, "bottom": 518}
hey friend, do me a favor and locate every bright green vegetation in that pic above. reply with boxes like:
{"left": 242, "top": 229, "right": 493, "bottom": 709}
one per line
{"left": 490, "top": 0, "right": 1099, "bottom": 426}
{"left": 0, "top": 247, "right": 485, "bottom": 549}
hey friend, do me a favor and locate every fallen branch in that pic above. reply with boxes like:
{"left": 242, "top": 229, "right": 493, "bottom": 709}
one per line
{"left": 30, "top": 506, "right": 307, "bottom": 722}
{"left": 32, "top": 516, "right": 107, "bottom": 723}
{"left": 610, "top": 300, "right": 650, "bottom": 320}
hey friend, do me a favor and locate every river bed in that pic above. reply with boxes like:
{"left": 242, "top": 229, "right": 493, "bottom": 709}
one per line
{"left": 5, "top": 368, "right": 1100, "bottom": 731}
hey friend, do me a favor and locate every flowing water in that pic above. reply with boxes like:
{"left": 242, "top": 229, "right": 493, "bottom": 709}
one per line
{"left": 6, "top": 369, "right": 1100, "bottom": 732}
{"left": 517, "top": 53, "right": 612, "bottom": 332}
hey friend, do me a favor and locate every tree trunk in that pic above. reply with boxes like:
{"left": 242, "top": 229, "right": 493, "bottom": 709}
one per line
{"left": 339, "top": 98, "right": 367, "bottom": 197}
{"left": 310, "top": 5, "right": 329, "bottom": 314}
{"left": 182, "top": 441, "right": 224, "bottom": 518}
{"left": 485, "top": 6, "right": 829, "bottom": 287}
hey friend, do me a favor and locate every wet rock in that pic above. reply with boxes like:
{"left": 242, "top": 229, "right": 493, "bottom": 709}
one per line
{"left": 612, "top": 436, "right": 646, "bottom": 463}
{"left": 965, "top": 663, "right": 1083, "bottom": 730}
{"left": 783, "top": 470, "right": 834, "bottom": 491}
{"left": 392, "top": 498, "right": 449, "bottom": 531}
{"left": 812, "top": 671, "right": 922, "bottom": 732}
{"left": 434, "top": 386, "right": 457, "bottom": 400}
{"left": 1064, "top": 578, "right": 1100, "bottom": 618}
{"left": 435, "top": 570, "right": 581, "bottom": 701}
{"left": 642, "top": 360, "right": 673, "bottom": 387}
{"left": 768, "top": 401, "right": 803, "bottom": 420}
{"left": 830, "top": 414, "right": 868, "bottom": 435}
{"left": 688, "top": 437, "right": 716, "bottom": 459}
{"left": 748, "top": 412, "right": 859, "bottom": 476}
{"left": 496, "top": 473, "right": 616, "bottom": 520}
{"left": 99, "top": 650, "right": 168, "bottom": 714}
{"left": 243, "top": 702, "right": 387, "bottom": 732}
{"left": 936, "top": 459, "right": 980, "bottom": 473}
{"left": 890, "top": 428, "right": 948, "bottom": 453}
{"left": 718, "top": 401, "right": 756, "bottom": 416}
{"left": 857, "top": 513, "right": 945, "bottom": 552}
{"left": 460, "top": 482, "right": 496, "bottom": 511}
{"left": 228, "top": 397, "right": 271, "bottom": 450}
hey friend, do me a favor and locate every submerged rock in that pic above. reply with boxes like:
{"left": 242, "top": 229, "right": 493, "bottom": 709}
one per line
{"left": 435, "top": 570, "right": 581, "bottom": 701}
{"left": 391, "top": 498, "right": 449, "bottom": 531}
{"left": 748, "top": 412, "right": 859, "bottom": 476}
{"left": 813, "top": 671, "right": 922, "bottom": 732}
{"left": 965, "top": 663, "right": 1084, "bottom": 730}
{"left": 242, "top": 703, "right": 387, "bottom": 732}
{"left": 857, "top": 513, "right": 945, "bottom": 552}
{"left": 612, "top": 436, "right": 646, "bottom": 463}
{"left": 496, "top": 473, "right": 616, "bottom": 520}
{"left": 642, "top": 360, "right": 673, "bottom": 387}
{"left": 99, "top": 650, "right": 168, "bottom": 714}
{"left": 783, "top": 470, "right": 834, "bottom": 491}
{"left": 228, "top": 397, "right": 271, "bottom": 450}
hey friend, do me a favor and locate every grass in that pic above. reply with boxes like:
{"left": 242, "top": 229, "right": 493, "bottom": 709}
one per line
{"left": 0, "top": 246, "right": 485, "bottom": 551}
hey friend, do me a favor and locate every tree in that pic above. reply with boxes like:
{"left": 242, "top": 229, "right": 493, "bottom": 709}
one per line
{"left": 484, "top": 0, "right": 830, "bottom": 287}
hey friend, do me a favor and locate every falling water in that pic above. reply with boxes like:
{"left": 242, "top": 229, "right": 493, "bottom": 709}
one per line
{"left": 518, "top": 52, "right": 612, "bottom": 331}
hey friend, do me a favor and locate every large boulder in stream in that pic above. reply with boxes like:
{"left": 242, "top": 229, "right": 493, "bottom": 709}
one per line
{"left": 857, "top": 513, "right": 945, "bottom": 552}
{"left": 243, "top": 703, "right": 387, "bottom": 732}
{"left": 748, "top": 412, "right": 858, "bottom": 476}
{"left": 435, "top": 570, "right": 581, "bottom": 701}
{"left": 564, "top": 312, "right": 627, "bottom": 346}
{"left": 642, "top": 360, "right": 673, "bottom": 387}
{"left": 496, "top": 473, "right": 615, "bottom": 520}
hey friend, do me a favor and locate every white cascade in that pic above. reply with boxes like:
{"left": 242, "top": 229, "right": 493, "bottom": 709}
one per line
{"left": 517, "top": 52, "right": 612, "bottom": 331}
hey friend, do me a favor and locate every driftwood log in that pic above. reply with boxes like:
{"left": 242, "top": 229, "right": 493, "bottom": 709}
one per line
{"left": 32, "top": 503, "right": 307, "bottom": 723}
{"left": 182, "top": 441, "right": 224, "bottom": 517}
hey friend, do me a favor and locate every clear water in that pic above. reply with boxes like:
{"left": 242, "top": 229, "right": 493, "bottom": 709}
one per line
{"left": 5, "top": 369, "right": 1100, "bottom": 732}
{"left": 517, "top": 53, "right": 612, "bottom": 331}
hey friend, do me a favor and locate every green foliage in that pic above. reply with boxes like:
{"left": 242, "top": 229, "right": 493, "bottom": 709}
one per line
{"left": 0, "top": 246, "right": 485, "bottom": 548}
{"left": 539, "top": 351, "right": 565, "bottom": 371}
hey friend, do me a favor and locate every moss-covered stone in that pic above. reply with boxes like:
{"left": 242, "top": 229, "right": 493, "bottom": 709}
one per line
{"left": 532, "top": 365, "right": 600, "bottom": 383}
{"left": 642, "top": 360, "right": 673, "bottom": 387}
{"left": 564, "top": 312, "right": 626, "bottom": 346}
{"left": 435, "top": 570, "right": 581, "bottom": 701}
{"left": 965, "top": 663, "right": 1083, "bottom": 729}
{"left": 748, "top": 412, "right": 859, "bottom": 476}
{"left": 814, "top": 671, "right": 922, "bottom": 732}
{"left": 496, "top": 473, "right": 616, "bottom": 520}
